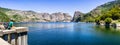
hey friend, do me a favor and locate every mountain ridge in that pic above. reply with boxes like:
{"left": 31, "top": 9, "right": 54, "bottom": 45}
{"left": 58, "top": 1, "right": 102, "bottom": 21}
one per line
{"left": 73, "top": 0, "right": 120, "bottom": 22}
{"left": 0, "top": 7, "right": 72, "bottom": 22}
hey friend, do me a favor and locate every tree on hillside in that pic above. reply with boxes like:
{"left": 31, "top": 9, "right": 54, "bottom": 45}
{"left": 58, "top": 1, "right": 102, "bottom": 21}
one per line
{"left": 100, "top": 5, "right": 120, "bottom": 20}
{"left": 95, "top": 17, "right": 101, "bottom": 25}
{"left": 110, "top": 5, "right": 120, "bottom": 20}
{"left": 100, "top": 12, "right": 112, "bottom": 20}
{"left": 104, "top": 17, "right": 112, "bottom": 28}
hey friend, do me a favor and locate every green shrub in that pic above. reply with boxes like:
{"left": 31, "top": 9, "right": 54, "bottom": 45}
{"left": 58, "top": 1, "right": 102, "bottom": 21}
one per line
{"left": 104, "top": 17, "right": 112, "bottom": 23}
{"left": 89, "top": 19, "right": 95, "bottom": 22}
{"left": 118, "top": 19, "right": 120, "bottom": 22}
{"left": 95, "top": 17, "right": 100, "bottom": 22}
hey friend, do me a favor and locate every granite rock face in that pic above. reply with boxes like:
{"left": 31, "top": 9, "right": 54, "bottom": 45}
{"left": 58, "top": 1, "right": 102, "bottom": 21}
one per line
{"left": 72, "top": 11, "right": 84, "bottom": 22}
{"left": 5, "top": 10, "right": 72, "bottom": 22}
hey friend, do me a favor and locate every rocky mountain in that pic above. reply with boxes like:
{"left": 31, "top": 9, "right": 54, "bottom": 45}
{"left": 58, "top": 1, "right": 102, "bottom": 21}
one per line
{"left": 88, "top": 0, "right": 120, "bottom": 17}
{"left": 0, "top": 7, "right": 72, "bottom": 22}
{"left": 71, "top": 11, "right": 84, "bottom": 22}
{"left": 73, "top": 0, "right": 120, "bottom": 22}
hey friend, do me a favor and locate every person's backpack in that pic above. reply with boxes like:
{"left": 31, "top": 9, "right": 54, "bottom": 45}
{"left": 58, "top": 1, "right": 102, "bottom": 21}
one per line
{"left": 3, "top": 22, "right": 9, "bottom": 29}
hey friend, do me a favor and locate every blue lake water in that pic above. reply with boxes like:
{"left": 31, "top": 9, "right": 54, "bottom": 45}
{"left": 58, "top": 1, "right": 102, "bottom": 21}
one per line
{"left": 15, "top": 22, "right": 120, "bottom": 45}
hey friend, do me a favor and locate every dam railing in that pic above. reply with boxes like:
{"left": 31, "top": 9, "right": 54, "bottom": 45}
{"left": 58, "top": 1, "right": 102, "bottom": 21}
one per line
{"left": 0, "top": 27, "right": 28, "bottom": 45}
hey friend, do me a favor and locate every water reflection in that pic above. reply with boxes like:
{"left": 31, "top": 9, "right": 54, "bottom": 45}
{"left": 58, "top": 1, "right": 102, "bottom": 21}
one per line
{"left": 94, "top": 25, "right": 120, "bottom": 32}
{"left": 14, "top": 22, "right": 120, "bottom": 45}
{"left": 15, "top": 22, "right": 74, "bottom": 30}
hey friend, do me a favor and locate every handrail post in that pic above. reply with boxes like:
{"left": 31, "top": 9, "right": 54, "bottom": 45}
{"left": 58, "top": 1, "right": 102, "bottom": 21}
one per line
{"left": 15, "top": 33, "right": 18, "bottom": 45}
{"left": 8, "top": 34, "right": 12, "bottom": 44}
{"left": 0, "top": 30, "right": 3, "bottom": 38}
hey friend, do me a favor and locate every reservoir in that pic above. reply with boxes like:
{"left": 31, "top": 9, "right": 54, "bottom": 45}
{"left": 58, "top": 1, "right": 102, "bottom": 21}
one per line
{"left": 15, "top": 22, "right": 120, "bottom": 45}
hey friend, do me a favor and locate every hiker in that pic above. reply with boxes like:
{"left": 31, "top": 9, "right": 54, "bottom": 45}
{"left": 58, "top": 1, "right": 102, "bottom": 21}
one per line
{"left": 0, "top": 22, "right": 5, "bottom": 30}
{"left": 7, "top": 19, "right": 14, "bottom": 30}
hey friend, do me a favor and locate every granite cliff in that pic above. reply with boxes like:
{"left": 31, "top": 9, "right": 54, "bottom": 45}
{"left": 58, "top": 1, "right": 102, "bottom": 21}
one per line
{"left": 0, "top": 7, "right": 72, "bottom": 22}
{"left": 72, "top": 11, "right": 84, "bottom": 22}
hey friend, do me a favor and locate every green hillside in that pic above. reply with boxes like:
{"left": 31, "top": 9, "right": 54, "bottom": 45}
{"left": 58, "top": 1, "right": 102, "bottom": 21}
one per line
{"left": 0, "top": 7, "right": 11, "bottom": 12}
{"left": 82, "top": 0, "right": 120, "bottom": 22}
{"left": 0, "top": 11, "right": 10, "bottom": 22}
{"left": 0, "top": 7, "right": 22, "bottom": 22}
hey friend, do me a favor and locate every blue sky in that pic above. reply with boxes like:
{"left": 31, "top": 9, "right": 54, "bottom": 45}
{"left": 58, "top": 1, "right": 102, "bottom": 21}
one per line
{"left": 0, "top": 0, "right": 114, "bottom": 16}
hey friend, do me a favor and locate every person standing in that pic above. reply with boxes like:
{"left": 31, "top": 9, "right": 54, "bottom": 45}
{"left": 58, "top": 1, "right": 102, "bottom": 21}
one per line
{"left": 7, "top": 19, "right": 14, "bottom": 30}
